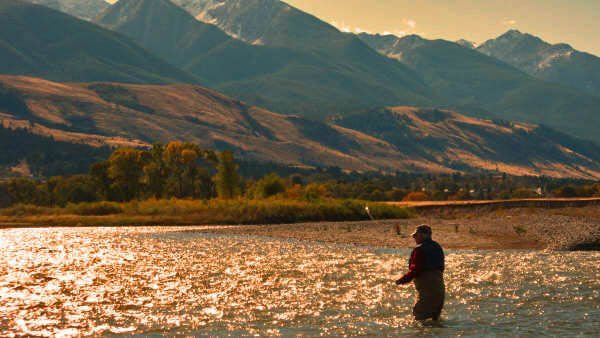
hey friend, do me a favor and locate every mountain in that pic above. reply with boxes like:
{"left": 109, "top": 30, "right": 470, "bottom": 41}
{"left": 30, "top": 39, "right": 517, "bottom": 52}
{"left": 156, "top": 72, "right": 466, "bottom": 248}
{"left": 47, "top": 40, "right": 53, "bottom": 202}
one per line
{"left": 114, "top": 0, "right": 431, "bottom": 118}
{"left": 478, "top": 30, "right": 600, "bottom": 96}
{"left": 25, "top": 0, "right": 109, "bottom": 20}
{"left": 0, "top": 0, "right": 195, "bottom": 84}
{"left": 357, "top": 33, "right": 600, "bottom": 142}
{"left": 174, "top": 0, "right": 363, "bottom": 49}
{"left": 1, "top": 75, "right": 599, "bottom": 179}
{"left": 0, "top": 75, "right": 434, "bottom": 173}
{"left": 334, "top": 106, "right": 600, "bottom": 179}
{"left": 96, "top": 0, "right": 295, "bottom": 84}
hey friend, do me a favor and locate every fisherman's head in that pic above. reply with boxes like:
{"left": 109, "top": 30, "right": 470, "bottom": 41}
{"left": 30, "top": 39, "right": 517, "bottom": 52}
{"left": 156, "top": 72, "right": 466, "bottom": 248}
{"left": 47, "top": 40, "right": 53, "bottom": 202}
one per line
{"left": 411, "top": 225, "right": 432, "bottom": 244}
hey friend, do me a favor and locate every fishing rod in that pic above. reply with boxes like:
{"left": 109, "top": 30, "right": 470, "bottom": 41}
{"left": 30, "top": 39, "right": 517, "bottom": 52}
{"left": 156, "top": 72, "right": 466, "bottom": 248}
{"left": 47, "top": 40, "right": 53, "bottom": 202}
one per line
{"left": 365, "top": 205, "right": 405, "bottom": 237}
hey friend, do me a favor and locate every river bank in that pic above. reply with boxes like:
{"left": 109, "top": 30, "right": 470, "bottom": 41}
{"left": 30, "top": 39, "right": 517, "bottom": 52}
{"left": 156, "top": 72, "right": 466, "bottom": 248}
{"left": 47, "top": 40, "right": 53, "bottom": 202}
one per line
{"left": 197, "top": 206, "right": 600, "bottom": 250}
{"left": 1, "top": 199, "right": 598, "bottom": 250}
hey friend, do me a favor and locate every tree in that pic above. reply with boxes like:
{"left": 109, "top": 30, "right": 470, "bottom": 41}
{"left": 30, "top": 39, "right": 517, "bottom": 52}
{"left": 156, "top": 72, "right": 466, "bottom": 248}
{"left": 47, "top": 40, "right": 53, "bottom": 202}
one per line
{"left": 142, "top": 144, "right": 166, "bottom": 199}
{"left": 3, "top": 178, "right": 49, "bottom": 205}
{"left": 215, "top": 150, "right": 240, "bottom": 199}
{"left": 0, "top": 183, "right": 10, "bottom": 208}
{"left": 290, "top": 174, "right": 304, "bottom": 186}
{"left": 50, "top": 175, "right": 99, "bottom": 206}
{"left": 107, "top": 148, "right": 147, "bottom": 201}
{"left": 162, "top": 142, "right": 215, "bottom": 199}
{"left": 90, "top": 161, "right": 112, "bottom": 200}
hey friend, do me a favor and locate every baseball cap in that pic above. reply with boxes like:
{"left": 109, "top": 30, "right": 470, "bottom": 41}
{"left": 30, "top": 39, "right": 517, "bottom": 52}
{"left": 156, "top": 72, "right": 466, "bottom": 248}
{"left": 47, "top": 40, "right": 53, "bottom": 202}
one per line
{"left": 411, "top": 224, "right": 432, "bottom": 236}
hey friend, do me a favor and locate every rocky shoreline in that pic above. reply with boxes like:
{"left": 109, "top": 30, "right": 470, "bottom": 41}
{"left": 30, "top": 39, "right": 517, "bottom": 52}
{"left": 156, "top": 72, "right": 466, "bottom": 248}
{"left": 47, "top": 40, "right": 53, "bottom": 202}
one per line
{"left": 198, "top": 206, "right": 600, "bottom": 251}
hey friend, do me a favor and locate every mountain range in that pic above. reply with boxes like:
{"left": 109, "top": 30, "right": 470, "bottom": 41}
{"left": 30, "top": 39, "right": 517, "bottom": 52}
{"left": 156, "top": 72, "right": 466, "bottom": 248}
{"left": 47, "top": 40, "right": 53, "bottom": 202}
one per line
{"left": 103, "top": 0, "right": 600, "bottom": 142}
{"left": 1, "top": 75, "right": 599, "bottom": 179}
{"left": 3, "top": 0, "right": 600, "bottom": 179}
{"left": 357, "top": 33, "right": 600, "bottom": 141}
{"left": 19, "top": 0, "right": 599, "bottom": 140}
{"left": 95, "top": 0, "right": 431, "bottom": 119}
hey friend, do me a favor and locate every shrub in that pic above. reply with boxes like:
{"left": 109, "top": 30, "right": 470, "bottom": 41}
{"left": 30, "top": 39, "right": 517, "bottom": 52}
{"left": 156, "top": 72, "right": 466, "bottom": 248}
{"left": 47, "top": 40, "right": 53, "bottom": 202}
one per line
{"left": 253, "top": 173, "right": 286, "bottom": 199}
{"left": 512, "top": 188, "right": 538, "bottom": 199}
{"left": 403, "top": 191, "right": 428, "bottom": 201}
{"left": 0, "top": 198, "right": 415, "bottom": 225}
{"left": 513, "top": 225, "right": 527, "bottom": 235}
{"left": 66, "top": 201, "right": 123, "bottom": 216}
{"left": 553, "top": 186, "right": 578, "bottom": 198}
{"left": 0, "top": 204, "right": 56, "bottom": 217}
{"left": 303, "top": 183, "right": 330, "bottom": 202}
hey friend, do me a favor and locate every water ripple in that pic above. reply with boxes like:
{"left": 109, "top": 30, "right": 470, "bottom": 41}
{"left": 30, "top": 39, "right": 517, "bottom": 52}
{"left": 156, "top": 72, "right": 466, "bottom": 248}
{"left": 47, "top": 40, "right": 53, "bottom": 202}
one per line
{"left": 0, "top": 227, "right": 598, "bottom": 337}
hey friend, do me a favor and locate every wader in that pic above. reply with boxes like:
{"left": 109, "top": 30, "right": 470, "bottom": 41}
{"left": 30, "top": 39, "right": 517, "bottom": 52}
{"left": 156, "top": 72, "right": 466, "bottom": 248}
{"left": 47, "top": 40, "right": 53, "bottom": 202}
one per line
{"left": 413, "top": 269, "right": 445, "bottom": 320}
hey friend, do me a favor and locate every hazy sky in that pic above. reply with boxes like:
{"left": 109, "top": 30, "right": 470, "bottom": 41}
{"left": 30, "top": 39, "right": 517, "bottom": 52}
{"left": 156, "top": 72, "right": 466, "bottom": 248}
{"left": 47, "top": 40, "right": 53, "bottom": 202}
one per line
{"left": 285, "top": 0, "right": 600, "bottom": 55}
{"left": 105, "top": 0, "right": 599, "bottom": 55}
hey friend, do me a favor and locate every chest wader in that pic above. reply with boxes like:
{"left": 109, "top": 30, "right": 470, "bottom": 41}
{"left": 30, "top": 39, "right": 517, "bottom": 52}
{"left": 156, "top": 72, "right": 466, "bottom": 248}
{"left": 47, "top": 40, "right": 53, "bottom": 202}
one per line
{"left": 413, "top": 269, "right": 445, "bottom": 321}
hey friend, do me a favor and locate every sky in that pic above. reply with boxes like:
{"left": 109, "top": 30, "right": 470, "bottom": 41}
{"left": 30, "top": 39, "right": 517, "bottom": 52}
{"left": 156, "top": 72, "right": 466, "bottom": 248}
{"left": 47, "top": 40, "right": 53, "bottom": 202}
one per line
{"left": 284, "top": 0, "right": 600, "bottom": 55}
{"left": 104, "top": 0, "right": 599, "bottom": 55}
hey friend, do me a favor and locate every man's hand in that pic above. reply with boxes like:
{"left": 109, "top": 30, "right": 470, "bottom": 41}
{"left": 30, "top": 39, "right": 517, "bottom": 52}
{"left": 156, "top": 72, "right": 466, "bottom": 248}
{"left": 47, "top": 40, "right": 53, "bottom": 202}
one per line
{"left": 395, "top": 276, "right": 410, "bottom": 285}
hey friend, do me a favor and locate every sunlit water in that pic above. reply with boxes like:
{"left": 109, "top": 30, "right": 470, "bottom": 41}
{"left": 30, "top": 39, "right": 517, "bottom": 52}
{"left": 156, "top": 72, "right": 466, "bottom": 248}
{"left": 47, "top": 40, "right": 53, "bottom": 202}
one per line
{"left": 0, "top": 227, "right": 598, "bottom": 337}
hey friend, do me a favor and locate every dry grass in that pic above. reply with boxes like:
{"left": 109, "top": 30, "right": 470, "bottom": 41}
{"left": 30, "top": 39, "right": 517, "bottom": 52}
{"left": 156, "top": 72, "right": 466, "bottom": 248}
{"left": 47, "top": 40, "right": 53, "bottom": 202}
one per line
{"left": 0, "top": 198, "right": 413, "bottom": 227}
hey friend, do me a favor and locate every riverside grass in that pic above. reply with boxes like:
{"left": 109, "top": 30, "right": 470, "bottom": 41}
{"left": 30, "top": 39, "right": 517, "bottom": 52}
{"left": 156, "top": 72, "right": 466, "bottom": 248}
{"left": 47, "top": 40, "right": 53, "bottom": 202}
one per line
{"left": 0, "top": 199, "right": 414, "bottom": 227}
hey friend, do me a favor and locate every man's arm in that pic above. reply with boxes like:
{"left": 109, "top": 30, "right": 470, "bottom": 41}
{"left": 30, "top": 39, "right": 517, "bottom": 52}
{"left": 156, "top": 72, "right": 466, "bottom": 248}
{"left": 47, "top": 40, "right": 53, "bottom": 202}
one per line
{"left": 396, "top": 247, "right": 422, "bottom": 285}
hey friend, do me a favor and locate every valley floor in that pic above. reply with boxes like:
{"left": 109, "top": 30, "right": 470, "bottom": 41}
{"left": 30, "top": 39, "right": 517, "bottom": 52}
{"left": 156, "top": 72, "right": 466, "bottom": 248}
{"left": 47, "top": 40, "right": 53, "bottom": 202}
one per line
{"left": 196, "top": 206, "right": 600, "bottom": 251}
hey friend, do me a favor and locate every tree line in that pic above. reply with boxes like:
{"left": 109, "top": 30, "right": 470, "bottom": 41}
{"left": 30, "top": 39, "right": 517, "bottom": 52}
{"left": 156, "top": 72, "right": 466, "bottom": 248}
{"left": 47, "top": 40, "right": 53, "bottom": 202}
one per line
{"left": 0, "top": 142, "right": 239, "bottom": 207}
{"left": 1, "top": 142, "right": 599, "bottom": 208}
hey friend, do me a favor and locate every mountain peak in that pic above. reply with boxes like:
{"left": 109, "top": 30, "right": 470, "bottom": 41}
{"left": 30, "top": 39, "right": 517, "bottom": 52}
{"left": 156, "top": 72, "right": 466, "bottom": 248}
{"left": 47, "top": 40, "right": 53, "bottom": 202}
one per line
{"left": 102, "top": 0, "right": 182, "bottom": 14}
{"left": 456, "top": 39, "right": 477, "bottom": 49}
{"left": 495, "top": 29, "right": 547, "bottom": 45}
{"left": 400, "top": 34, "right": 425, "bottom": 41}
{"left": 504, "top": 29, "right": 524, "bottom": 36}
{"left": 477, "top": 30, "right": 600, "bottom": 95}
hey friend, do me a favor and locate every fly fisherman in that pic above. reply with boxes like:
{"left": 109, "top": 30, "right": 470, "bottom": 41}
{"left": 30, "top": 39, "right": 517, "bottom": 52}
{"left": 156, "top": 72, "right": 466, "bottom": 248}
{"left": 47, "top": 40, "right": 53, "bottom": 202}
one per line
{"left": 396, "top": 225, "right": 445, "bottom": 322}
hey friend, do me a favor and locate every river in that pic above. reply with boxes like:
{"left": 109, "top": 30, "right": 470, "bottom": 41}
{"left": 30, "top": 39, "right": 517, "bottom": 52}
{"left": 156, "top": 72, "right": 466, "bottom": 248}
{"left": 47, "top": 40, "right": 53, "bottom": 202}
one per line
{"left": 1, "top": 227, "right": 598, "bottom": 337}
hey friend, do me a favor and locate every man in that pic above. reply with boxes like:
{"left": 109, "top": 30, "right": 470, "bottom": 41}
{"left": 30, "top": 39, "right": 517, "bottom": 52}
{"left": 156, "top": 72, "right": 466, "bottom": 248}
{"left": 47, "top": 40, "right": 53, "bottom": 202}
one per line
{"left": 396, "top": 225, "right": 445, "bottom": 321}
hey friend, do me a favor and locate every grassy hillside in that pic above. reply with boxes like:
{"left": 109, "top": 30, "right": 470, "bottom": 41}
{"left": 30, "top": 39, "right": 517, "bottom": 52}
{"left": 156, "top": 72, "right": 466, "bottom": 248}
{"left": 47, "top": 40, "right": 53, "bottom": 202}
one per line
{"left": 1, "top": 75, "right": 599, "bottom": 179}
{"left": 334, "top": 106, "right": 600, "bottom": 178}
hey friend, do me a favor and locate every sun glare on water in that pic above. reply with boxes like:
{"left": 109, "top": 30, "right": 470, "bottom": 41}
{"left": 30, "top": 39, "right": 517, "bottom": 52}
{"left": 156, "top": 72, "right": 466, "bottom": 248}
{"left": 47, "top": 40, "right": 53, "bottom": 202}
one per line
{"left": 0, "top": 227, "right": 598, "bottom": 336}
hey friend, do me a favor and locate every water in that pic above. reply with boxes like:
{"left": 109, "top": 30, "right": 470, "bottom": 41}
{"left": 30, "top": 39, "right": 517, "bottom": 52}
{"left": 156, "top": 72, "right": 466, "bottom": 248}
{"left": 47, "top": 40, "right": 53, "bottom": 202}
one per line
{"left": 0, "top": 227, "right": 598, "bottom": 337}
